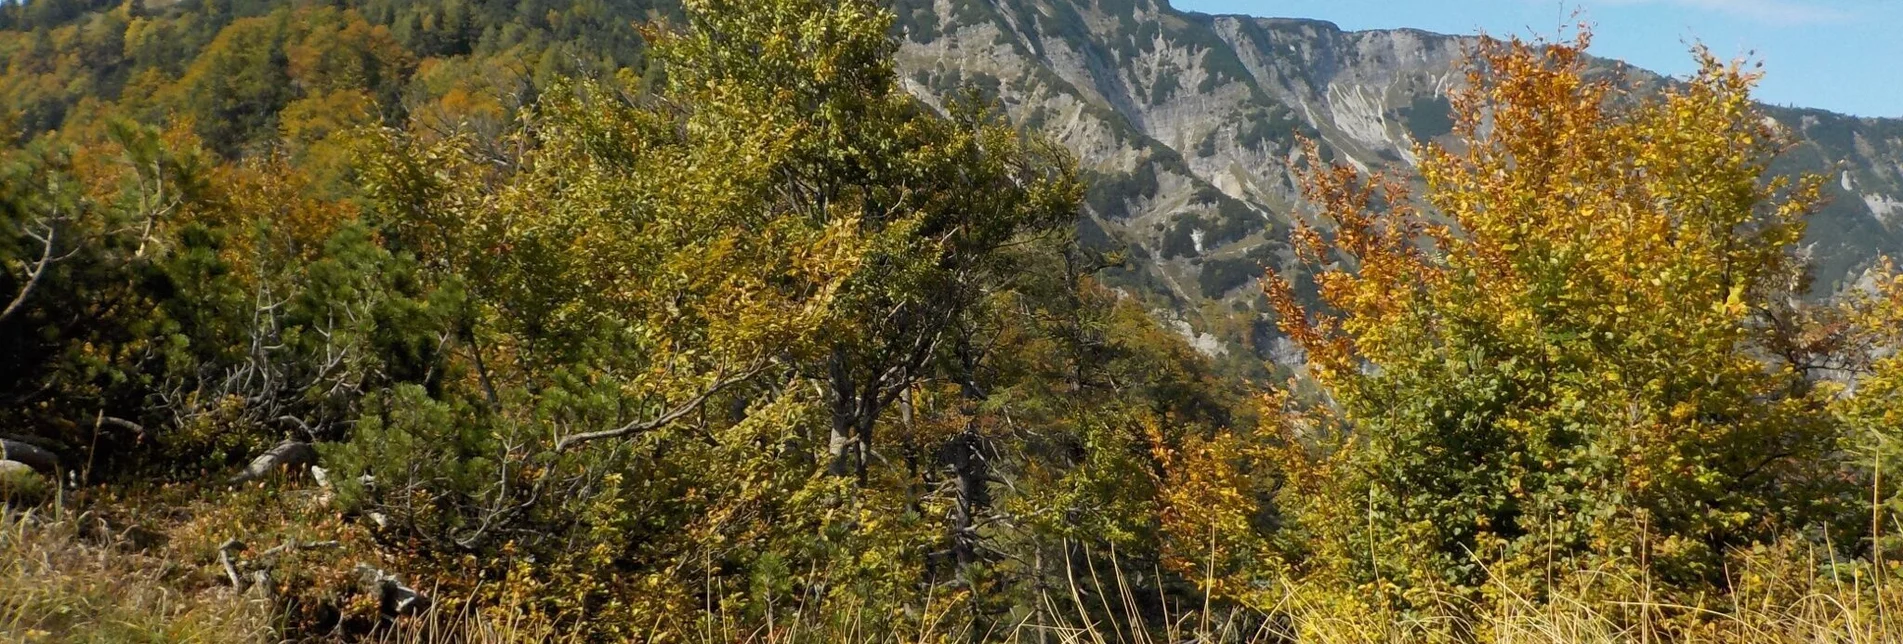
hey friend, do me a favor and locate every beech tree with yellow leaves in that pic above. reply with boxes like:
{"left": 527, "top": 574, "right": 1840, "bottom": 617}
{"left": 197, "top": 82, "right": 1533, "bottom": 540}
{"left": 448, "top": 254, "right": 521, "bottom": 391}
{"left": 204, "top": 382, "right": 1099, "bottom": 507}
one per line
{"left": 312, "top": 0, "right": 1094, "bottom": 634}
{"left": 1261, "top": 30, "right": 1854, "bottom": 624}
{"left": 17, "top": 0, "right": 1903, "bottom": 640}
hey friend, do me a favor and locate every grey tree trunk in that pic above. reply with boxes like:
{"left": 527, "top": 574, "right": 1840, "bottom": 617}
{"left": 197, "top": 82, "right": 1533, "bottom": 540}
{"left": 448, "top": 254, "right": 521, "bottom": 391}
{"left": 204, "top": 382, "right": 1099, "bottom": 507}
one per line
{"left": 827, "top": 348, "right": 858, "bottom": 477}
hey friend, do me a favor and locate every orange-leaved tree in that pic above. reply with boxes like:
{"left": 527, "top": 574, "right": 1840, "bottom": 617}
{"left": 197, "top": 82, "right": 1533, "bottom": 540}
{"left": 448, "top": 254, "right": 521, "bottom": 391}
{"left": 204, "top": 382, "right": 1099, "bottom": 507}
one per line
{"left": 1261, "top": 29, "right": 1850, "bottom": 620}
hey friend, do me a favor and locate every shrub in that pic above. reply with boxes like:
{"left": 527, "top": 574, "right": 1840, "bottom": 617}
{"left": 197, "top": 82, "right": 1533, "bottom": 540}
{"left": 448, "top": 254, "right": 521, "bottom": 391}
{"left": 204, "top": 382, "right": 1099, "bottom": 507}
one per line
{"left": 1260, "top": 31, "right": 1855, "bottom": 622}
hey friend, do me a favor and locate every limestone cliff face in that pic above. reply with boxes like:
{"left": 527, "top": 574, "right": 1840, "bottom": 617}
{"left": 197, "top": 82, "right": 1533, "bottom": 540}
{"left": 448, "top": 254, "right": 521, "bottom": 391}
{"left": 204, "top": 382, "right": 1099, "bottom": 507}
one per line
{"left": 890, "top": 0, "right": 1903, "bottom": 364}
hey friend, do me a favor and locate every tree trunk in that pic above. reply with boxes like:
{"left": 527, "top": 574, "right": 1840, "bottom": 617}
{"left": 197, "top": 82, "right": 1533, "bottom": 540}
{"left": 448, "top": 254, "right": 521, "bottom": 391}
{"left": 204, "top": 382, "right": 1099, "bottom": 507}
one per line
{"left": 943, "top": 428, "right": 988, "bottom": 571}
{"left": 945, "top": 337, "right": 993, "bottom": 638}
{"left": 827, "top": 348, "right": 858, "bottom": 477}
{"left": 854, "top": 393, "right": 879, "bottom": 485}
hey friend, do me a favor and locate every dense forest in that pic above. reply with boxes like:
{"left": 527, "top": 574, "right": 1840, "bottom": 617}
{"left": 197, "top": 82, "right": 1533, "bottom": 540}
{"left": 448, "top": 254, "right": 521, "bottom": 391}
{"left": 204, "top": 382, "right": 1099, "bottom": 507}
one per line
{"left": 0, "top": 0, "right": 1900, "bottom": 642}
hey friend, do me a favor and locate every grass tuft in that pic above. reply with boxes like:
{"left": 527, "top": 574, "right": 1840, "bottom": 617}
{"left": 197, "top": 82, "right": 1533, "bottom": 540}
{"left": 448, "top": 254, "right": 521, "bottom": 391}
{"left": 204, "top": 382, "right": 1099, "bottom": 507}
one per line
{"left": 0, "top": 508, "right": 272, "bottom": 643}
{"left": 6, "top": 503, "right": 1903, "bottom": 643}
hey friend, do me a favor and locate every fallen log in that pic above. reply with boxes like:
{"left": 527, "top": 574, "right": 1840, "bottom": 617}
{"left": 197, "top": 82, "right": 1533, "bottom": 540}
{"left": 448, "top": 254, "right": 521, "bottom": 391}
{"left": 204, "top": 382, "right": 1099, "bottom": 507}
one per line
{"left": 229, "top": 440, "right": 317, "bottom": 484}
{"left": 356, "top": 564, "right": 431, "bottom": 617}
{"left": 0, "top": 439, "right": 57, "bottom": 475}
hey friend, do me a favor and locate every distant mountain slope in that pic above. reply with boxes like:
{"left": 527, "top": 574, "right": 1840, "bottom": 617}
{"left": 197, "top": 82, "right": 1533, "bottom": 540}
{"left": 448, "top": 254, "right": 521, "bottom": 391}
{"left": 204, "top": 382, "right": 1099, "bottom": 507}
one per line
{"left": 7, "top": 0, "right": 1896, "bottom": 370}
{"left": 890, "top": 0, "right": 1903, "bottom": 366}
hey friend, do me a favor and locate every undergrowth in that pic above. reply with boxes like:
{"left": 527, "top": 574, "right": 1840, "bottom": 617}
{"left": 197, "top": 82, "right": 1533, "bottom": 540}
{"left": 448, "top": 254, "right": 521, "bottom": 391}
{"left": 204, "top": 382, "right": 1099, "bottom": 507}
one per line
{"left": 6, "top": 496, "right": 1903, "bottom": 643}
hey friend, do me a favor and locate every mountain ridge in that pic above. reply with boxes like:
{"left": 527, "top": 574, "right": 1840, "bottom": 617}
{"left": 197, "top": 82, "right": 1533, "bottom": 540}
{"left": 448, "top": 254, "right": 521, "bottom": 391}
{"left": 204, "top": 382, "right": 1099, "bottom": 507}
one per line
{"left": 3, "top": 0, "right": 1894, "bottom": 373}
{"left": 889, "top": 0, "right": 1903, "bottom": 369}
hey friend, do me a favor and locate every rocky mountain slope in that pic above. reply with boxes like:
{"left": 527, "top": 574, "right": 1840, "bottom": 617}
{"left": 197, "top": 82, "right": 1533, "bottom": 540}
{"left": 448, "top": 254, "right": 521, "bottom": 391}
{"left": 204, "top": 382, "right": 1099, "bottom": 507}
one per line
{"left": 889, "top": 0, "right": 1903, "bottom": 368}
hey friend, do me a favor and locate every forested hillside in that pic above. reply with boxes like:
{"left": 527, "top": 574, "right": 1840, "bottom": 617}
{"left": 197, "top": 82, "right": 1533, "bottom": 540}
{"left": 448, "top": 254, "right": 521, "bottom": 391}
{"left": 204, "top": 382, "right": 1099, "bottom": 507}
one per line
{"left": 888, "top": 0, "right": 1903, "bottom": 370}
{"left": 6, "top": 0, "right": 1902, "bottom": 376}
{"left": 0, "top": 0, "right": 1901, "bottom": 642}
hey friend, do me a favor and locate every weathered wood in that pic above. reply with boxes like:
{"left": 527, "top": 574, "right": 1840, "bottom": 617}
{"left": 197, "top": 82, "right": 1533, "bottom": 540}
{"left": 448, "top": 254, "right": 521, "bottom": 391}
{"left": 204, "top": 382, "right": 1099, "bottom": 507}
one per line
{"left": 0, "top": 439, "right": 57, "bottom": 475}
{"left": 219, "top": 538, "right": 342, "bottom": 592}
{"left": 228, "top": 440, "right": 317, "bottom": 484}
{"left": 357, "top": 564, "right": 431, "bottom": 616}
{"left": 218, "top": 539, "right": 246, "bottom": 588}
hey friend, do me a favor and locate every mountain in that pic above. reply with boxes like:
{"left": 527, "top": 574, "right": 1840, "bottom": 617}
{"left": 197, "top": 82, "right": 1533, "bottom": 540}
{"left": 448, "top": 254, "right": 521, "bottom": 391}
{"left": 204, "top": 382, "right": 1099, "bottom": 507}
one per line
{"left": 888, "top": 0, "right": 1903, "bottom": 368}
{"left": 5, "top": 0, "right": 1897, "bottom": 371}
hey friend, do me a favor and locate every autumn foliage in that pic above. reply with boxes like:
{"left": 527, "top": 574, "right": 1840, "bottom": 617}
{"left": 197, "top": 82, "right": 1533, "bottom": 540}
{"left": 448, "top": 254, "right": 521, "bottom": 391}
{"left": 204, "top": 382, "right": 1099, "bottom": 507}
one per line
{"left": 1, "top": 2, "right": 1902, "bottom": 642}
{"left": 1252, "top": 28, "right": 1893, "bottom": 635}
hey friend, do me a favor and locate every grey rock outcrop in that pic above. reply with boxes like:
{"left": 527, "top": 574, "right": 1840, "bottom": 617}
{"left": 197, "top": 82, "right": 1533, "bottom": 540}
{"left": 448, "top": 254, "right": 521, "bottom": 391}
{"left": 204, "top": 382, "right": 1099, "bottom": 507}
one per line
{"left": 891, "top": 0, "right": 1903, "bottom": 365}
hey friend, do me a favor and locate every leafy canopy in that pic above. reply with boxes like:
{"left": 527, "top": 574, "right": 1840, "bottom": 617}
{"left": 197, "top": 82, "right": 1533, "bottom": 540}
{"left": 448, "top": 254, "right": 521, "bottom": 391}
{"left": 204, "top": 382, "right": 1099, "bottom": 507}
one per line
{"left": 1262, "top": 31, "right": 1845, "bottom": 616}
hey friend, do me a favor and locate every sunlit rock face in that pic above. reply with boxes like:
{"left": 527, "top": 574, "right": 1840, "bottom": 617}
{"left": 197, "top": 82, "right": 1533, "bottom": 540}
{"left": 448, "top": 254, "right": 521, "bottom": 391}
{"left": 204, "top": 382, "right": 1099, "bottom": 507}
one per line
{"left": 889, "top": 0, "right": 1903, "bottom": 365}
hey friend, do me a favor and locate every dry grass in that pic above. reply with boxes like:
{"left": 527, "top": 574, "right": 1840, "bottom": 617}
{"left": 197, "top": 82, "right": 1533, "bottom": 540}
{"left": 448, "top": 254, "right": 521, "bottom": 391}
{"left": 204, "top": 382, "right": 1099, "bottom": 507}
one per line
{"left": 0, "top": 504, "right": 584, "bottom": 644}
{"left": 5, "top": 503, "right": 1903, "bottom": 643}
{"left": 659, "top": 546, "right": 1903, "bottom": 644}
{"left": 368, "top": 608, "right": 583, "bottom": 644}
{"left": 0, "top": 508, "right": 273, "bottom": 643}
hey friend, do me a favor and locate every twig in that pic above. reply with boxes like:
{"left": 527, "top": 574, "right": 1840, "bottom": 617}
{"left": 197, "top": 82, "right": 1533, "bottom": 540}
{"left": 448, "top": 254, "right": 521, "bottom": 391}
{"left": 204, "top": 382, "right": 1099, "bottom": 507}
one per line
{"left": 218, "top": 539, "right": 246, "bottom": 589}
{"left": 101, "top": 416, "right": 146, "bottom": 435}
{"left": 0, "top": 222, "right": 57, "bottom": 324}
{"left": 257, "top": 539, "right": 341, "bottom": 558}
{"left": 553, "top": 362, "right": 767, "bottom": 451}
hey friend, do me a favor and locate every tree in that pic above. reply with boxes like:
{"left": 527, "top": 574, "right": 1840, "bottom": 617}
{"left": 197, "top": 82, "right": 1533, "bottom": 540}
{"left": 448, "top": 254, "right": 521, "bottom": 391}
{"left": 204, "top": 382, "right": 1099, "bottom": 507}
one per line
{"left": 1829, "top": 262, "right": 1903, "bottom": 563}
{"left": 1262, "top": 31, "right": 1847, "bottom": 620}
{"left": 651, "top": 0, "right": 1081, "bottom": 485}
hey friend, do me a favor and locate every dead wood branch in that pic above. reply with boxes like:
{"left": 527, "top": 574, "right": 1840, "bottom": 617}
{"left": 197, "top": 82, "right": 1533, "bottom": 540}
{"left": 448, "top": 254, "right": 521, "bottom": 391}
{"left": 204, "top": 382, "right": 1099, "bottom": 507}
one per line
{"left": 229, "top": 440, "right": 317, "bottom": 484}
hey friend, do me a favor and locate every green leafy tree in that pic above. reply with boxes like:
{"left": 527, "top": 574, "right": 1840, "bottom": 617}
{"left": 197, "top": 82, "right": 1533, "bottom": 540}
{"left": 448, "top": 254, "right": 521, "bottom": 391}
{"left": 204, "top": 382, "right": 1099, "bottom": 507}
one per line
{"left": 1261, "top": 32, "right": 1851, "bottom": 627}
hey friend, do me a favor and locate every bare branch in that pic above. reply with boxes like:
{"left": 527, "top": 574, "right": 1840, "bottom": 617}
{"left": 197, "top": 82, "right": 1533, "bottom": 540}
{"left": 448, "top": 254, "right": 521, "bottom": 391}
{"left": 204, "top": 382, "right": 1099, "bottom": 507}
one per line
{"left": 218, "top": 539, "right": 246, "bottom": 588}
{"left": 273, "top": 415, "right": 315, "bottom": 438}
{"left": 256, "top": 538, "right": 341, "bottom": 558}
{"left": 0, "top": 222, "right": 57, "bottom": 324}
{"left": 101, "top": 416, "right": 146, "bottom": 435}
{"left": 553, "top": 362, "right": 767, "bottom": 452}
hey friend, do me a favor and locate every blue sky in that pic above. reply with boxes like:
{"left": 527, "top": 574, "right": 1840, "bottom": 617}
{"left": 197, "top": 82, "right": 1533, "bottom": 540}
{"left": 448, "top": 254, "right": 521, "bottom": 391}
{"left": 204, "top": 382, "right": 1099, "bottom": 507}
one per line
{"left": 1171, "top": 0, "right": 1903, "bottom": 118}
